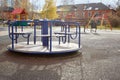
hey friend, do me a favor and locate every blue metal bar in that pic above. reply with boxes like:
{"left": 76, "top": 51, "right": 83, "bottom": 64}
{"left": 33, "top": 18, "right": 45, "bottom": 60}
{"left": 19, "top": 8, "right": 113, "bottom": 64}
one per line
{"left": 59, "top": 37, "right": 61, "bottom": 44}
{"left": 34, "top": 22, "right": 36, "bottom": 44}
{"left": 15, "top": 26, "right": 17, "bottom": 43}
{"left": 12, "top": 25, "right": 14, "bottom": 49}
{"left": 8, "top": 25, "right": 10, "bottom": 35}
{"left": 41, "top": 20, "right": 49, "bottom": 47}
{"left": 27, "top": 34, "right": 30, "bottom": 45}
{"left": 50, "top": 21, "right": 52, "bottom": 52}
{"left": 68, "top": 25, "right": 70, "bottom": 43}
{"left": 78, "top": 25, "right": 81, "bottom": 48}
{"left": 62, "top": 26, "right": 66, "bottom": 43}
{"left": 70, "top": 25, "right": 78, "bottom": 40}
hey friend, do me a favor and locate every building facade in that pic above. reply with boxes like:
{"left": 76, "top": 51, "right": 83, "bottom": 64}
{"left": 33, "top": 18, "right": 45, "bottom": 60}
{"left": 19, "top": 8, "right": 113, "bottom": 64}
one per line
{"left": 0, "top": 6, "right": 14, "bottom": 20}
{"left": 57, "top": 3, "right": 116, "bottom": 21}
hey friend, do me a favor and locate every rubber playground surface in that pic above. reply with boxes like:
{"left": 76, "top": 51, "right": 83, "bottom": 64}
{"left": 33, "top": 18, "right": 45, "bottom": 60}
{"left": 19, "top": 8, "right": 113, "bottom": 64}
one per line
{"left": 0, "top": 27, "right": 120, "bottom": 80}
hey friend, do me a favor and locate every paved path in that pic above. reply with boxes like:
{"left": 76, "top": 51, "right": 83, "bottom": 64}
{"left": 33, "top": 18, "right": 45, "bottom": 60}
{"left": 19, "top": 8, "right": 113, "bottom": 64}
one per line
{"left": 0, "top": 27, "right": 120, "bottom": 80}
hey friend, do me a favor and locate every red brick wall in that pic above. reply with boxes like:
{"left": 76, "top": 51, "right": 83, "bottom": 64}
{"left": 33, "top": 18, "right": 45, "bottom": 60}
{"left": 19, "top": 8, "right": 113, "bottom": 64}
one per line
{"left": 57, "top": 9, "right": 114, "bottom": 20}
{"left": 2, "top": 12, "right": 11, "bottom": 20}
{"left": 83, "top": 10, "right": 113, "bottom": 19}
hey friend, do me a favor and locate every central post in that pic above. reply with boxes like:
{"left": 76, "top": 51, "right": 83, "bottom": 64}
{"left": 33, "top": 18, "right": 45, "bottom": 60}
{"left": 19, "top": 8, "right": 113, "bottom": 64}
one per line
{"left": 41, "top": 20, "right": 49, "bottom": 47}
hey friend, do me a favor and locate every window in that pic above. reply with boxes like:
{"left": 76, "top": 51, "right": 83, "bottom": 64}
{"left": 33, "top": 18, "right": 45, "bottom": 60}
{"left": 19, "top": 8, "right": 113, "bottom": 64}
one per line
{"left": 82, "top": 12, "right": 85, "bottom": 17}
{"left": 95, "top": 11, "right": 99, "bottom": 16}
{"left": 88, "top": 12, "right": 91, "bottom": 17}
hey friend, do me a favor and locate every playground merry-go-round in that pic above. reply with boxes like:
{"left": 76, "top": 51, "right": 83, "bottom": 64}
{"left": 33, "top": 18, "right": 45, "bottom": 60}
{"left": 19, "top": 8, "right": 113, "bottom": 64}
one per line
{"left": 7, "top": 20, "right": 81, "bottom": 54}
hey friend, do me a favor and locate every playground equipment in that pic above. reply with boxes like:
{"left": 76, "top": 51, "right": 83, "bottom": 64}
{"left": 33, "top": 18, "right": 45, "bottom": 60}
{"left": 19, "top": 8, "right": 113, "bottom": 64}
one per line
{"left": 7, "top": 20, "right": 81, "bottom": 54}
{"left": 100, "top": 14, "right": 112, "bottom": 30}
{"left": 85, "top": 13, "right": 112, "bottom": 32}
{"left": 11, "top": 8, "right": 28, "bottom": 20}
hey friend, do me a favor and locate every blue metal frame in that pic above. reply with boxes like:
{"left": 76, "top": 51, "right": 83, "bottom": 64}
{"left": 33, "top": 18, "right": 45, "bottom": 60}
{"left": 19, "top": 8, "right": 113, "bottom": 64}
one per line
{"left": 50, "top": 21, "right": 52, "bottom": 52}
{"left": 34, "top": 21, "right": 36, "bottom": 44}
{"left": 11, "top": 23, "right": 14, "bottom": 49}
{"left": 8, "top": 20, "right": 81, "bottom": 54}
{"left": 41, "top": 20, "right": 49, "bottom": 47}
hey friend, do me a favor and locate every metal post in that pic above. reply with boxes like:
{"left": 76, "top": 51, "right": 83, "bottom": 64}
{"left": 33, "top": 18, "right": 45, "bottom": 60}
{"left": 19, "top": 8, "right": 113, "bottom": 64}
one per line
{"left": 59, "top": 37, "right": 61, "bottom": 44}
{"left": 34, "top": 21, "right": 36, "bottom": 44}
{"left": 8, "top": 25, "right": 10, "bottom": 35}
{"left": 15, "top": 26, "right": 17, "bottom": 43}
{"left": 78, "top": 25, "right": 81, "bottom": 48}
{"left": 12, "top": 25, "right": 14, "bottom": 49}
{"left": 68, "top": 25, "right": 70, "bottom": 43}
{"left": 50, "top": 21, "right": 52, "bottom": 52}
{"left": 41, "top": 20, "right": 49, "bottom": 47}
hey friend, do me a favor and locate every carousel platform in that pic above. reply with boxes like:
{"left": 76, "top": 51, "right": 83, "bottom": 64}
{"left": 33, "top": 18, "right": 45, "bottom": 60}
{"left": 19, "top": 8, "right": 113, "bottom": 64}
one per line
{"left": 7, "top": 41, "right": 81, "bottom": 54}
{"left": 7, "top": 20, "right": 81, "bottom": 54}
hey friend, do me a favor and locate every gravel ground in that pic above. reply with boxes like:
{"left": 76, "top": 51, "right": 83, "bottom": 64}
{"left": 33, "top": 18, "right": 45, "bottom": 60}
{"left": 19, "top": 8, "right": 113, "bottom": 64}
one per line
{"left": 0, "top": 27, "right": 120, "bottom": 80}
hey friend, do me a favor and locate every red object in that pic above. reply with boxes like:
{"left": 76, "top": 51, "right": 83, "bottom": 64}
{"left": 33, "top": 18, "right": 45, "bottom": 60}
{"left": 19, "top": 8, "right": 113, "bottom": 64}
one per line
{"left": 11, "top": 8, "right": 27, "bottom": 15}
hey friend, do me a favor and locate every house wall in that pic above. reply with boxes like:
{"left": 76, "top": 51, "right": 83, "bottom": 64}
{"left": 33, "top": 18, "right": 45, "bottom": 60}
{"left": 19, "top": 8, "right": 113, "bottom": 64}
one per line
{"left": 57, "top": 9, "right": 114, "bottom": 21}
{"left": 2, "top": 11, "right": 11, "bottom": 20}
{"left": 83, "top": 10, "right": 112, "bottom": 18}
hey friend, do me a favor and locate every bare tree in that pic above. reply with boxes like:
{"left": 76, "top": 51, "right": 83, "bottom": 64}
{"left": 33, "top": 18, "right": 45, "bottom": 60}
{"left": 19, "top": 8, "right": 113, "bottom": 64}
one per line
{"left": 116, "top": 0, "right": 120, "bottom": 17}
{"left": 117, "top": 0, "right": 120, "bottom": 7}
{"left": 0, "top": 0, "right": 8, "bottom": 19}
{"left": 60, "top": 0, "right": 75, "bottom": 20}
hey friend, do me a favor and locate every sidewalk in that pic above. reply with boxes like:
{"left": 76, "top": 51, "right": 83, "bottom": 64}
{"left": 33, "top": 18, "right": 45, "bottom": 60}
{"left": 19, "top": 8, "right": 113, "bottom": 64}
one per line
{"left": 0, "top": 26, "right": 120, "bottom": 80}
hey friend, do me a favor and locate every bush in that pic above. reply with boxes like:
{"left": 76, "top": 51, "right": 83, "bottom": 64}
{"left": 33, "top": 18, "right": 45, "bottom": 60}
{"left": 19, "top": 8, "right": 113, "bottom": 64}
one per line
{"left": 109, "top": 15, "right": 120, "bottom": 28}
{"left": 108, "top": 6, "right": 120, "bottom": 28}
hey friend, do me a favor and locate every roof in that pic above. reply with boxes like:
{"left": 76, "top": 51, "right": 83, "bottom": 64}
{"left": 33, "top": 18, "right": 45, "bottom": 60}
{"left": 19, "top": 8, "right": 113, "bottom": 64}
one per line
{"left": 57, "top": 5, "right": 75, "bottom": 11}
{"left": 57, "top": 3, "right": 110, "bottom": 11}
{"left": 82, "top": 3, "right": 110, "bottom": 10}
{"left": 11, "top": 8, "right": 27, "bottom": 15}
